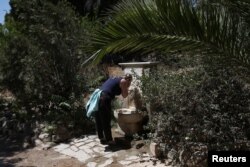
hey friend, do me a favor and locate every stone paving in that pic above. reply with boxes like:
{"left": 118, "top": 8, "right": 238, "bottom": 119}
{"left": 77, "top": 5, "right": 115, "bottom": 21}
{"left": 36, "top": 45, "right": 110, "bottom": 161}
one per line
{"left": 52, "top": 132, "right": 171, "bottom": 167}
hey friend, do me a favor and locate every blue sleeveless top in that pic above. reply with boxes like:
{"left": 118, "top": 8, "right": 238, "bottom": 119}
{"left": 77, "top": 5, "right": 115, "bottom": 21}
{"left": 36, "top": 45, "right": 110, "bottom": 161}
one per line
{"left": 100, "top": 77, "right": 122, "bottom": 99}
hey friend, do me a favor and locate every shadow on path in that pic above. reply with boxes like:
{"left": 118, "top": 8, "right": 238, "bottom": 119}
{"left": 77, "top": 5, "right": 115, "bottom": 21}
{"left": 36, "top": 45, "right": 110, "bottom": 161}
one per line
{"left": 104, "top": 136, "right": 133, "bottom": 152}
{"left": 0, "top": 135, "right": 27, "bottom": 167}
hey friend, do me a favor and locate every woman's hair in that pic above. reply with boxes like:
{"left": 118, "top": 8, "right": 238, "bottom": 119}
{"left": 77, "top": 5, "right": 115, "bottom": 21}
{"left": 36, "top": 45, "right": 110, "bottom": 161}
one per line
{"left": 124, "top": 73, "right": 132, "bottom": 81}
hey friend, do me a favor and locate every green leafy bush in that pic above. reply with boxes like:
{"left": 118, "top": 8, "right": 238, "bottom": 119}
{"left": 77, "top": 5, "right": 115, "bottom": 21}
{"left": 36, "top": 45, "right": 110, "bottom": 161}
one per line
{"left": 142, "top": 66, "right": 250, "bottom": 160}
{"left": 0, "top": 0, "right": 102, "bottom": 140}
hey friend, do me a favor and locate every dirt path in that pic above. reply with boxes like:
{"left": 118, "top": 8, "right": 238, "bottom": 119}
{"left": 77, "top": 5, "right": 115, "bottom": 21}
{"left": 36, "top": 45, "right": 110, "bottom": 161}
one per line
{"left": 0, "top": 136, "right": 85, "bottom": 167}
{"left": 0, "top": 126, "right": 168, "bottom": 167}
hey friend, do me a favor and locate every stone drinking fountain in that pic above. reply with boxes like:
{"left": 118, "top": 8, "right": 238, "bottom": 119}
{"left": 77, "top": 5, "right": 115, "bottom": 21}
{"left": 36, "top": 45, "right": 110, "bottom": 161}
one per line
{"left": 114, "top": 62, "right": 158, "bottom": 136}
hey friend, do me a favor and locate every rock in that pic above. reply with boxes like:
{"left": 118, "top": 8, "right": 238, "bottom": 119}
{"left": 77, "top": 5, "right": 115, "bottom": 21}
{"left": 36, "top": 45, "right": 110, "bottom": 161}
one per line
{"left": 39, "top": 133, "right": 50, "bottom": 141}
{"left": 56, "top": 126, "right": 71, "bottom": 141}
{"left": 23, "top": 142, "right": 31, "bottom": 149}
{"left": 40, "top": 123, "right": 45, "bottom": 129}
{"left": 51, "top": 135, "right": 57, "bottom": 142}
{"left": 35, "top": 139, "right": 43, "bottom": 146}
{"left": 33, "top": 127, "right": 41, "bottom": 136}
{"left": 98, "top": 159, "right": 113, "bottom": 167}
{"left": 86, "top": 162, "right": 97, "bottom": 167}
{"left": 167, "top": 149, "right": 178, "bottom": 161}
{"left": 179, "top": 142, "right": 208, "bottom": 167}
{"left": 150, "top": 142, "right": 161, "bottom": 157}
{"left": 42, "top": 142, "right": 56, "bottom": 150}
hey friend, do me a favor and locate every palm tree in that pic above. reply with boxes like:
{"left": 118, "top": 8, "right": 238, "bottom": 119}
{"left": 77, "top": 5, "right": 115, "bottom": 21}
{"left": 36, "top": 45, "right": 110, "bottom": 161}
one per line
{"left": 87, "top": 0, "right": 249, "bottom": 69}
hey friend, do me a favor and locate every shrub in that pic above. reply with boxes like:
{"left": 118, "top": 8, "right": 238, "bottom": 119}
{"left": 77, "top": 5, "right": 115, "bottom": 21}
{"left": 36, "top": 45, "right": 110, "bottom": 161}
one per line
{"left": 0, "top": 0, "right": 103, "bottom": 140}
{"left": 141, "top": 65, "right": 250, "bottom": 162}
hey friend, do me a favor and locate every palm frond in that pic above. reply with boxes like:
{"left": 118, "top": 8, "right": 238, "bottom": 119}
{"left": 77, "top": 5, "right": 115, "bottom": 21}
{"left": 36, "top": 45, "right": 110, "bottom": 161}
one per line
{"left": 88, "top": 0, "right": 249, "bottom": 68}
{"left": 91, "top": 34, "right": 205, "bottom": 64}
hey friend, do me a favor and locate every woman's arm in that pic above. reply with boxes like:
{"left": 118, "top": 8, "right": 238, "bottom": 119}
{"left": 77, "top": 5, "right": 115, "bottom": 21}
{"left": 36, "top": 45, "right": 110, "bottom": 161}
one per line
{"left": 120, "top": 79, "right": 130, "bottom": 98}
